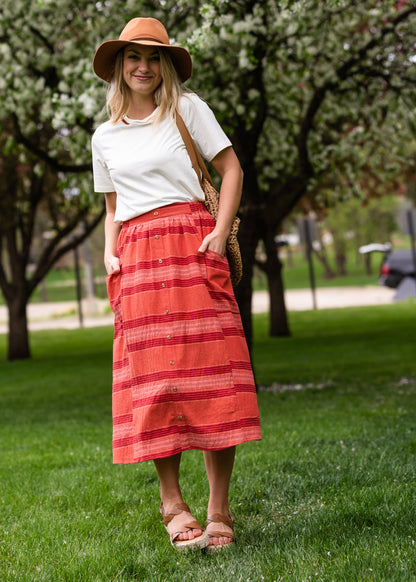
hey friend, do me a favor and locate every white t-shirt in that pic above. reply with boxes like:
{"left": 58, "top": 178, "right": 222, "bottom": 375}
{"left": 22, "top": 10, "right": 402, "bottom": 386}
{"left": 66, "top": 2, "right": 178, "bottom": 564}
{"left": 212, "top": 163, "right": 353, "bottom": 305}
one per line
{"left": 91, "top": 93, "right": 232, "bottom": 222}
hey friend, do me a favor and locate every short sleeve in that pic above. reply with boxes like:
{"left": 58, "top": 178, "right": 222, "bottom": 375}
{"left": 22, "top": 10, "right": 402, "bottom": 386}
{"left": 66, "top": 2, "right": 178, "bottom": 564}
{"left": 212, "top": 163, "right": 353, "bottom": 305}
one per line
{"left": 179, "top": 93, "right": 232, "bottom": 162}
{"left": 91, "top": 130, "right": 116, "bottom": 193}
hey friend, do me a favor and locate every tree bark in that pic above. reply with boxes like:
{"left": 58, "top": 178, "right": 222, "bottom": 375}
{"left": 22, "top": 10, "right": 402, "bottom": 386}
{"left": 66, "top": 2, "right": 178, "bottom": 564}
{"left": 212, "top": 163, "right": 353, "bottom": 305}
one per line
{"left": 7, "top": 292, "right": 31, "bottom": 360}
{"left": 334, "top": 245, "right": 348, "bottom": 276}
{"left": 364, "top": 253, "right": 372, "bottom": 275}
{"left": 234, "top": 209, "right": 260, "bottom": 355}
{"left": 263, "top": 228, "right": 291, "bottom": 337}
{"left": 312, "top": 230, "right": 336, "bottom": 279}
{"left": 312, "top": 248, "right": 336, "bottom": 279}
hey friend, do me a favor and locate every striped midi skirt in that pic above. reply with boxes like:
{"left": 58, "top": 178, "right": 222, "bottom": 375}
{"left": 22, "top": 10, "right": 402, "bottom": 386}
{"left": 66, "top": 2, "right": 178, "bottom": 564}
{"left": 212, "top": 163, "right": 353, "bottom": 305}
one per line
{"left": 107, "top": 201, "right": 261, "bottom": 464}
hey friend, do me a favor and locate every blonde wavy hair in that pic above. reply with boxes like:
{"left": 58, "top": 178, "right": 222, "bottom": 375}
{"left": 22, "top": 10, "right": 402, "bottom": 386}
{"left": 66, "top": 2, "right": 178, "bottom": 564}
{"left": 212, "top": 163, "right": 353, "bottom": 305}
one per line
{"left": 106, "top": 47, "right": 184, "bottom": 124}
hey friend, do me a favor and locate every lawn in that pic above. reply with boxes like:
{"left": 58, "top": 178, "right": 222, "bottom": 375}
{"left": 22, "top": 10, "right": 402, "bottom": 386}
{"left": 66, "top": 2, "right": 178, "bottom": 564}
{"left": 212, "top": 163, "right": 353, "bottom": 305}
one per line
{"left": 0, "top": 304, "right": 415, "bottom": 581}
{"left": 253, "top": 248, "right": 382, "bottom": 291}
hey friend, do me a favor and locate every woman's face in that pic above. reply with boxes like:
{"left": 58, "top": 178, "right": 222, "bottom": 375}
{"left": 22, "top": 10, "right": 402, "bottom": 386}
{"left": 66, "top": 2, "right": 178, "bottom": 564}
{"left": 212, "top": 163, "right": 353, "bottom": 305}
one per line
{"left": 122, "top": 45, "right": 162, "bottom": 97}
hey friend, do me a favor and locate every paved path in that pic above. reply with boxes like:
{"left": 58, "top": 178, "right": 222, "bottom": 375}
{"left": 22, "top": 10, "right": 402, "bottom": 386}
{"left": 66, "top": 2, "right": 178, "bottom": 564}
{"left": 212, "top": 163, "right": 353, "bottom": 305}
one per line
{"left": 0, "top": 285, "right": 397, "bottom": 333}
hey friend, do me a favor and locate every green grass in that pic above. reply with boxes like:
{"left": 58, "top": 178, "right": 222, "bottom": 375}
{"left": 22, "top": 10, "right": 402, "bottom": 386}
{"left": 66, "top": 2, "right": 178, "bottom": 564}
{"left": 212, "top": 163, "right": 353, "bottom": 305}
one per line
{"left": 0, "top": 304, "right": 415, "bottom": 581}
{"left": 253, "top": 302, "right": 415, "bottom": 386}
{"left": 253, "top": 249, "right": 382, "bottom": 291}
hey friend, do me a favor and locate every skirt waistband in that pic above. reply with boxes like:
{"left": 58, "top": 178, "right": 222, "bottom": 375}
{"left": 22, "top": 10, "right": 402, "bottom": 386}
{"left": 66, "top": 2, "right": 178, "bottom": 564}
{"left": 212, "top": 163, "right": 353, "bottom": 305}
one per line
{"left": 122, "top": 202, "right": 205, "bottom": 228}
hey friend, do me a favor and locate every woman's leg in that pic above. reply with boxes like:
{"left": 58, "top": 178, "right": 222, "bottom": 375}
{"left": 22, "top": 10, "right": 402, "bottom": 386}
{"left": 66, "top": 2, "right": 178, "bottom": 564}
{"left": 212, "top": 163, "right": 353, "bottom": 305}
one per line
{"left": 154, "top": 453, "right": 203, "bottom": 541}
{"left": 203, "top": 446, "right": 236, "bottom": 546}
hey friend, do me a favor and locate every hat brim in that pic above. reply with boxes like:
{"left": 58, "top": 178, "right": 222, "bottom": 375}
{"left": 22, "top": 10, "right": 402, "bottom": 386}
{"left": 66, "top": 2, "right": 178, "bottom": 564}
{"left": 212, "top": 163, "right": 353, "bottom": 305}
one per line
{"left": 93, "top": 39, "right": 192, "bottom": 83}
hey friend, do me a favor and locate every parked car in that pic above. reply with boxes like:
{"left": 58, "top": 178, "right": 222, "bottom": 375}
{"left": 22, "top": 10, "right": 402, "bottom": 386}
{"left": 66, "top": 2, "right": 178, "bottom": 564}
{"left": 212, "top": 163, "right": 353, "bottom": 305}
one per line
{"left": 379, "top": 249, "right": 416, "bottom": 289}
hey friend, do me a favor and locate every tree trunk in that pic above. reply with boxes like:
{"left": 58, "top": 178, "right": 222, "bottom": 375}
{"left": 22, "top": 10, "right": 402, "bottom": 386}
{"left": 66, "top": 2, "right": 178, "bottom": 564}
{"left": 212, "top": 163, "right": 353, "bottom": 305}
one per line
{"left": 312, "top": 248, "right": 336, "bottom": 279}
{"left": 263, "top": 230, "right": 291, "bottom": 337}
{"left": 7, "top": 293, "right": 31, "bottom": 360}
{"left": 364, "top": 253, "right": 372, "bottom": 275}
{"left": 234, "top": 225, "right": 258, "bottom": 355}
{"left": 311, "top": 228, "right": 335, "bottom": 279}
{"left": 335, "top": 248, "right": 348, "bottom": 275}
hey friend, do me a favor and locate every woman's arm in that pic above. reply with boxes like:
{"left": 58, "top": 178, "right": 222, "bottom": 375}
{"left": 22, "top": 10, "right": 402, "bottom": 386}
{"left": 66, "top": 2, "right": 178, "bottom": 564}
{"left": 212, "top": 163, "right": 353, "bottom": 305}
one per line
{"left": 198, "top": 146, "right": 243, "bottom": 255}
{"left": 104, "top": 192, "right": 122, "bottom": 274}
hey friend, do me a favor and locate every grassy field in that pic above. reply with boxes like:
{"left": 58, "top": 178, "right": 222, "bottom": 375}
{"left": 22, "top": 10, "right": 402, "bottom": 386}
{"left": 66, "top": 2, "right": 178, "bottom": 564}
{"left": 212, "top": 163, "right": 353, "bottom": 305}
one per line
{"left": 253, "top": 249, "right": 383, "bottom": 291}
{"left": 0, "top": 304, "right": 415, "bottom": 581}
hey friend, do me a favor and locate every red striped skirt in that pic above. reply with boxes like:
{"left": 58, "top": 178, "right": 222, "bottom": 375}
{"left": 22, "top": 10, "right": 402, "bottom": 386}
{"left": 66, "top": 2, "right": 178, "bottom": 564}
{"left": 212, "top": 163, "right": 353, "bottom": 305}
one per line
{"left": 107, "top": 201, "right": 261, "bottom": 463}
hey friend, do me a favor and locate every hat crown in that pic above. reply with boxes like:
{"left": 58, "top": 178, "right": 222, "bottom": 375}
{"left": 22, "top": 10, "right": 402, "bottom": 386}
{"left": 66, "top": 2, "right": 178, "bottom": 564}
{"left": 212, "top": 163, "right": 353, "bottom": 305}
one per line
{"left": 93, "top": 17, "right": 192, "bottom": 83}
{"left": 119, "top": 17, "right": 170, "bottom": 45}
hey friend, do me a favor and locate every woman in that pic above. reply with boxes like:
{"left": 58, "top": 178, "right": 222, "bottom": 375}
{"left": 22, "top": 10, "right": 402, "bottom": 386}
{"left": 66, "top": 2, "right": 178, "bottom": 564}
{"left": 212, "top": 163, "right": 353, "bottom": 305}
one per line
{"left": 92, "top": 17, "right": 261, "bottom": 552}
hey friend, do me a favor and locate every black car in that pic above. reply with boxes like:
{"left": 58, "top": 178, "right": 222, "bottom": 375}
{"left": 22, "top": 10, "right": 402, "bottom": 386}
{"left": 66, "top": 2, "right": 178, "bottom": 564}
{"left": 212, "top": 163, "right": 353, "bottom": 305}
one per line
{"left": 379, "top": 249, "right": 416, "bottom": 289}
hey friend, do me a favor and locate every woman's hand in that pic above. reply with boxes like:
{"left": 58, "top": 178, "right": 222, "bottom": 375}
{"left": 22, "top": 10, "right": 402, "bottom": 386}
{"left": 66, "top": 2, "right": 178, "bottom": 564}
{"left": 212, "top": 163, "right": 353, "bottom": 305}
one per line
{"left": 198, "top": 227, "right": 228, "bottom": 256}
{"left": 199, "top": 147, "right": 243, "bottom": 257}
{"left": 105, "top": 254, "right": 121, "bottom": 275}
{"left": 104, "top": 192, "right": 122, "bottom": 275}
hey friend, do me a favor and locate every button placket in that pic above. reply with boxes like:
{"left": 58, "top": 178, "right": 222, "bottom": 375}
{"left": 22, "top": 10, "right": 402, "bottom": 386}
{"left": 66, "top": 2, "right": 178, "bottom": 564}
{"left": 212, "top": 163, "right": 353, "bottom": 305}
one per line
{"left": 153, "top": 222, "right": 177, "bottom": 404}
{"left": 153, "top": 227, "right": 166, "bottom": 288}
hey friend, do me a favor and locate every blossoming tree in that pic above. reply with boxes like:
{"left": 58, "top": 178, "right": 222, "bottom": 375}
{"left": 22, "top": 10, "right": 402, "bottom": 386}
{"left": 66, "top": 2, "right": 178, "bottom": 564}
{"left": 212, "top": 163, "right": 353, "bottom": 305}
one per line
{"left": 1, "top": 0, "right": 415, "bottom": 360}
{"left": 0, "top": 0, "right": 187, "bottom": 359}
{"left": 0, "top": 1, "right": 107, "bottom": 359}
{"left": 188, "top": 0, "right": 416, "bottom": 345}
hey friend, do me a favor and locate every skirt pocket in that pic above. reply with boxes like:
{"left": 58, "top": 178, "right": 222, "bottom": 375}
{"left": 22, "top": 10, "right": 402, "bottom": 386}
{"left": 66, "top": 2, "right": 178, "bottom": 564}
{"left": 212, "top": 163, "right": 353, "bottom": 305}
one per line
{"left": 203, "top": 249, "right": 233, "bottom": 299}
{"left": 106, "top": 272, "right": 123, "bottom": 323}
{"left": 205, "top": 248, "right": 227, "bottom": 261}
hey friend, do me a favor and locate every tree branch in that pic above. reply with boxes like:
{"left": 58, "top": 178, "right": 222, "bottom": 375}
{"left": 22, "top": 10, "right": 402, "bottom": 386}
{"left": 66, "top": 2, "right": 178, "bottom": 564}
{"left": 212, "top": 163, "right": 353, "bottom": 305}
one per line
{"left": 296, "top": 4, "right": 416, "bottom": 188}
{"left": 335, "top": 6, "right": 416, "bottom": 83}
{"left": 28, "top": 204, "right": 105, "bottom": 296}
{"left": 11, "top": 114, "right": 92, "bottom": 173}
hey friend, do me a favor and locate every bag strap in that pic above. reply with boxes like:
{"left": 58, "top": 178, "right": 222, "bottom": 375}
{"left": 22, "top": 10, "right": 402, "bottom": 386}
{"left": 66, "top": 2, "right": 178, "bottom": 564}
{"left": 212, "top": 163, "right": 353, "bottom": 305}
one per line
{"left": 175, "top": 113, "right": 214, "bottom": 187}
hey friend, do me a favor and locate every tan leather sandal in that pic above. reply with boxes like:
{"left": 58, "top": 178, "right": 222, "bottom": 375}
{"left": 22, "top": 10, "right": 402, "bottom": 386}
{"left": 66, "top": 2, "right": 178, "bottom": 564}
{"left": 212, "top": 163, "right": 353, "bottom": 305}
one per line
{"left": 160, "top": 502, "right": 209, "bottom": 551}
{"left": 205, "top": 511, "right": 235, "bottom": 552}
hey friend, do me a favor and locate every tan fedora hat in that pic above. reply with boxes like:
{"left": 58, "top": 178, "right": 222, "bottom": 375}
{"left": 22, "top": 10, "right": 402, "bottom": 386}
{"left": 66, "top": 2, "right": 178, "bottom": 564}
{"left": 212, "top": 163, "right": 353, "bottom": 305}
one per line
{"left": 93, "top": 17, "right": 192, "bottom": 83}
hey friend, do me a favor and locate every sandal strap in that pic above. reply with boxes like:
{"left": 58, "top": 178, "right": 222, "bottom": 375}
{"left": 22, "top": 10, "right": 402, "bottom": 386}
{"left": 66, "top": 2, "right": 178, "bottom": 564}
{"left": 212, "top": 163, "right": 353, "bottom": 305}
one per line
{"left": 160, "top": 502, "right": 204, "bottom": 543}
{"left": 160, "top": 502, "right": 191, "bottom": 526}
{"left": 205, "top": 512, "right": 235, "bottom": 540}
{"left": 206, "top": 527, "right": 234, "bottom": 540}
{"left": 206, "top": 512, "right": 234, "bottom": 529}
